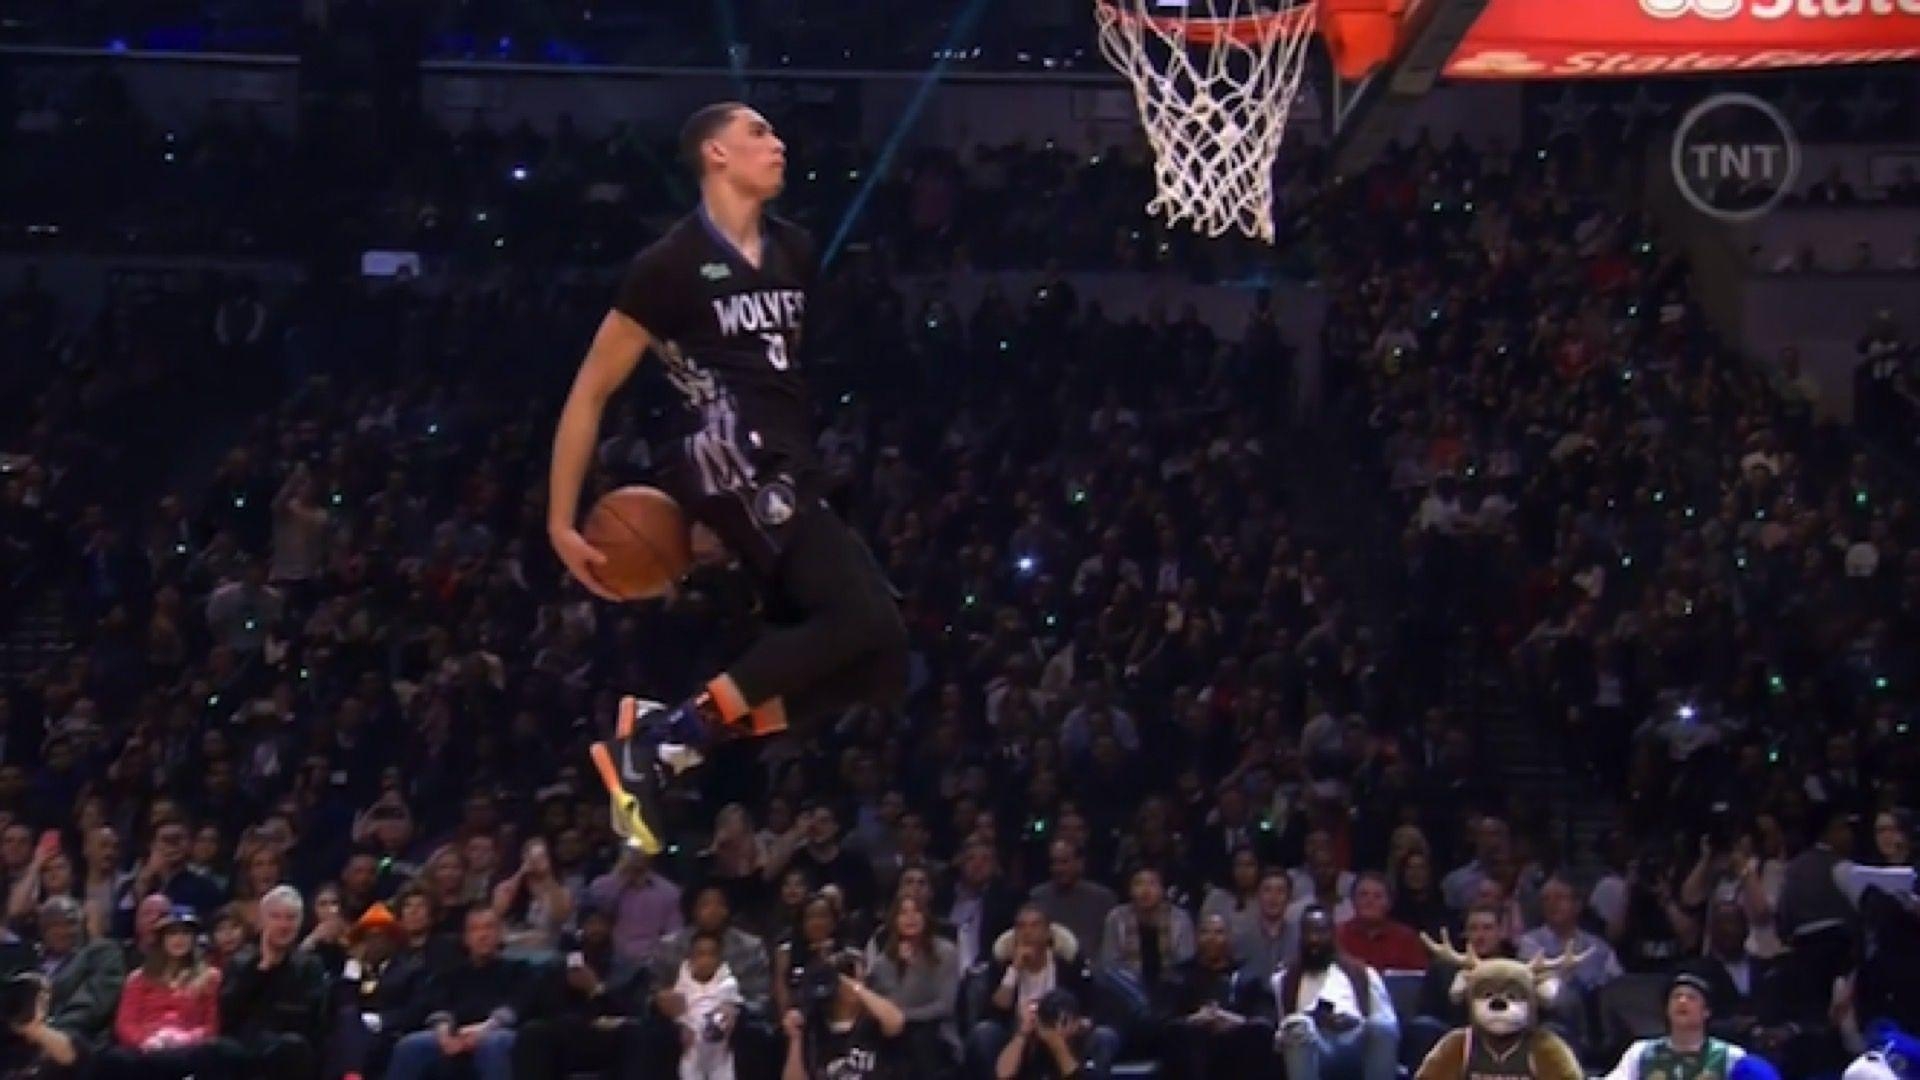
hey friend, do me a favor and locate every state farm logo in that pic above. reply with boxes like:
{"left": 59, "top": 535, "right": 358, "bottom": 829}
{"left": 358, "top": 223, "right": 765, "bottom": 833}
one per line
{"left": 1642, "top": 0, "right": 1740, "bottom": 19}
{"left": 1641, "top": 0, "right": 1920, "bottom": 18}
{"left": 1450, "top": 50, "right": 1547, "bottom": 74}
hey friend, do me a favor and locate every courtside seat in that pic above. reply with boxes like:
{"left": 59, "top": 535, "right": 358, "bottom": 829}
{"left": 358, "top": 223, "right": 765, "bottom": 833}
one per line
{"left": 1598, "top": 974, "right": 1668, "bottom": 1057}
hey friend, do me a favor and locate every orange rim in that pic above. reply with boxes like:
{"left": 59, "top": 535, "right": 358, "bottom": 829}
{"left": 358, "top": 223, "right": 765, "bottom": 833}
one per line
{"left": 1096, "top": 0, "right": 1315, "bottom": 46}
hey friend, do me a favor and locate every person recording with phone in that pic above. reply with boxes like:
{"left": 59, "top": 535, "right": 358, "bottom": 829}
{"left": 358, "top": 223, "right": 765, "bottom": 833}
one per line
{"left": 780, "top": 949, "right": 904, "bottom": 1080}
{"left": 6, "top": 830, "right": 76, "bottom": 929}
{"left": 994, "top": 990, "right": 1099, "bottom": 1080}
{"left": 967, "top": 906, "right": 1117, "bottom": 1080}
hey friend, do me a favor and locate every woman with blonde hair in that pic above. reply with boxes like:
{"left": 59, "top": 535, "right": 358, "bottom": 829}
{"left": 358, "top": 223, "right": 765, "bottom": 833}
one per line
{"left": 699, "top": 803, "right": 772, "bottom": 916}
{"left": 493, "top": 836, "right": 574, "bottom": 954}
{"left": 229, "top": 844, "right": 286, "bottom": 931}
{"left": 422, "top": 844, "right": 471, "bottom": 935}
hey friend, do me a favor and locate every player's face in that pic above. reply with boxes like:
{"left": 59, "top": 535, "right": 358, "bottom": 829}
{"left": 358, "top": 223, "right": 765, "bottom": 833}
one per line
{"left": 716, "top": 108, "right": 786, "bottom": 198}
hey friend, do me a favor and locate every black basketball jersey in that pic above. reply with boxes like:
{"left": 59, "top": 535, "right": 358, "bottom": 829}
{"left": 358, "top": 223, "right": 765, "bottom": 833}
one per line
{"left": 613, "top": 208, "right": 819, "bottom": 485}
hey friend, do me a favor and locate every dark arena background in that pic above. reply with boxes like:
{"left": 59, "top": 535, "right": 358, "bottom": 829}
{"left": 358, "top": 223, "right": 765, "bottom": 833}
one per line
{"left": 1, "top": 1, "right": 1917, "bottom": 1078}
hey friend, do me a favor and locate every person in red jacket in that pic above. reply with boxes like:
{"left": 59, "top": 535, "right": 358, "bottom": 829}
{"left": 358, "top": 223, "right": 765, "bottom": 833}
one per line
{"left": 103, "top": 906, "right": 246, "bottom": 1079}
{"left": 1336, "top": 874, "right": 1430, "bottom": 973}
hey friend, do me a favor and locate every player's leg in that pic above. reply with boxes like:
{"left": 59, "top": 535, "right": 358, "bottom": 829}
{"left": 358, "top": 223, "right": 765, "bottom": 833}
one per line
{"left": 718, "top": 506, "right": 907, "bottom": 715}
{"left": 621, "top": 505, "right": 904, "bottom": 746}
{"left": 593, "top": 480, "right": 904, "bottom": 850}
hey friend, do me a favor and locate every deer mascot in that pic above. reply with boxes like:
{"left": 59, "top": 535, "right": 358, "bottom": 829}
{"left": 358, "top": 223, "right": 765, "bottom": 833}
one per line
{"left": 1414, "top": 931, "right": 1586, "bottom": 1080}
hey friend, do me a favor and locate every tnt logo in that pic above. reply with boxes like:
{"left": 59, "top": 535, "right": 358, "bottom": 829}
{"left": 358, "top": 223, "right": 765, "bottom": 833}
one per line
{"left": 1640, "top": 0, "right": 1742, "bottom": 18}
{"left": 1670, "top": 93, "right": 1800, "bottom": 222}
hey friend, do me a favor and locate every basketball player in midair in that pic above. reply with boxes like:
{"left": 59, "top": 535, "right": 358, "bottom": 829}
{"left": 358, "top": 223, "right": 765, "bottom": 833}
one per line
{"left": 548, "top": 102, "right": 908, "bottom": 853}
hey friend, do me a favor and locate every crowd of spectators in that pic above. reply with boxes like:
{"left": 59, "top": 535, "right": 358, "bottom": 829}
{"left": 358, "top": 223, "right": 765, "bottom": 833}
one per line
{"left": 2, "top": 67, "right": 1299, "bottom": 284}
{"left": 1324, "top": 124, "right": 1920, "bottom": 1073}
{"left": 0, "top": 0, "right": 1090, "bottom": 71}
{"left": 3, "top": 70, "right": 1919, "bottom": 1080}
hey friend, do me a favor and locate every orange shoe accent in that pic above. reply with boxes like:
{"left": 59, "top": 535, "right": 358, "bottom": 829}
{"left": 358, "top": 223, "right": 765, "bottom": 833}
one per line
{"left": 748, "top": 698, "right": 789, "bottom": 736}
{"left": 706, "top": 676, "right": 750, "bottom": 725}
{"left": 615, "top": 695, "right": 639, "bottom": 739}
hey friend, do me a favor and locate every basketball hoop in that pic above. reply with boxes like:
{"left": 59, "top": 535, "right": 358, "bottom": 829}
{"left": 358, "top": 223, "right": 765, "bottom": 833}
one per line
{"left": 1098, "top": 0, "right": 1405, "bottom": 243}
{"left": 1095, "top": 0, "right": 1318, "bottom": 243}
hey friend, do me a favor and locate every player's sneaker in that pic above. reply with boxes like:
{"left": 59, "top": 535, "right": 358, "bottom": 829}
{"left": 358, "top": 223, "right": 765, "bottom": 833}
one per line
{"left": 588, "top": 696, "right": 673, "bottom": 854}
{"left": 639, "top": 690, "right": 725, "bottom": 751}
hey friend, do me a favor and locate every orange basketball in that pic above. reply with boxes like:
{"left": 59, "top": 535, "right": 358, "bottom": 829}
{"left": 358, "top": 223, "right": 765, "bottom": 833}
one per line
{"left": 581, "top": 486, "right": 692, "bottom": 601}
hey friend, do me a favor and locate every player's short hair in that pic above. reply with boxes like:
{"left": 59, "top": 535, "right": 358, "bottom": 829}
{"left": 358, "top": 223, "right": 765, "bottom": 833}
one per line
{"left": 680, "top": 101, "right": 747, "bottom": 177}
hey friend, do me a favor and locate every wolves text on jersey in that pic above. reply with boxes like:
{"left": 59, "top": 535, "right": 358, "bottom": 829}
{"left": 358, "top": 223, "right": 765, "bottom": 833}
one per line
{"left": 711, "top": 289, "right": 806, "bottom": 337}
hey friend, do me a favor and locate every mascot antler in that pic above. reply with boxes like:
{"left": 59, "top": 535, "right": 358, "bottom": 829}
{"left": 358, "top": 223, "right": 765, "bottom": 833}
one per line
{"left": 1528, "top": 946, "right": 1593, "bottom": 1005}
{"left": 1528, "top": 947, "right": 1593, "bottom": 978}
{"left": 1421, "top": 929, "right": 1480, "bottom": 970}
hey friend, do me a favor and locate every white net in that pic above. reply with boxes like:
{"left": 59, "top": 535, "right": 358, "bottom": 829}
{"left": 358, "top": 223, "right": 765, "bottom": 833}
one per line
{"left": 1095, "top": 0, "right": 1317, "bottom": 243}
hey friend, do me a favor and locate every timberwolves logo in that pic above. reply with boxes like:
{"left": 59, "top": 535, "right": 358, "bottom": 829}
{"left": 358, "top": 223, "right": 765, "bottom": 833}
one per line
{"left": 753, "top": 480, "right": 796, "bottom": 527}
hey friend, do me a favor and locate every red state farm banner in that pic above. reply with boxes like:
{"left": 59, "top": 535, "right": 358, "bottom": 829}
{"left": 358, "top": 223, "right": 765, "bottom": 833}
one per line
{"left": 1442, "top": 0, "right": 1920, "bottom": 78}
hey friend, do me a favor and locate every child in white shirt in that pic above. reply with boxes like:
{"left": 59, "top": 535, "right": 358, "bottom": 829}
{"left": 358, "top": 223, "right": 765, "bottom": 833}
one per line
{"left": 675, "top": 931, "right": 744, "bottom": 1080}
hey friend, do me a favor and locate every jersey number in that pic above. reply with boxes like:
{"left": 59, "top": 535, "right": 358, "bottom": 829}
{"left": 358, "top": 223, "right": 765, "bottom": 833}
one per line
{"left": 761, "top": 333, "right": 791, "bottom": 371}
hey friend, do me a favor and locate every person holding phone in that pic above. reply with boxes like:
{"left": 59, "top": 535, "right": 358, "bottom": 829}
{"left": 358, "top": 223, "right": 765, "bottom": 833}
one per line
{"left": 6, "top": 831, "right": 75, "bottom": 928}
{"left": 1272, "top": 907, "right": 1398, "bottom": 1080}
{"left": 995, "top": 990, "right": 1098, "bottom": 1080}
{"left": 779, "top": 951, "right": 903, "bottom": 1080}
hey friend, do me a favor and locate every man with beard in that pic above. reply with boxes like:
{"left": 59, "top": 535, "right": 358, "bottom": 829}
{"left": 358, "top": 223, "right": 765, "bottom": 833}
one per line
{"left": 1272, "top": 906, "right": 1398, "bottom": 1080}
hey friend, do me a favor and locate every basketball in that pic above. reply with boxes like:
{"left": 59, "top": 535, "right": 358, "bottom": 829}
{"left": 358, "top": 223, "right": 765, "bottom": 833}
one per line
{"left": 581, "top": 486, "right": 693, "bottom": 600}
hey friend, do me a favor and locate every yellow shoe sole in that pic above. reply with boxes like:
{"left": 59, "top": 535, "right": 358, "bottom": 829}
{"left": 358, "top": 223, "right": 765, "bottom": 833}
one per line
{"left": 589, "top": 742, "right": 663, "bottom": 855}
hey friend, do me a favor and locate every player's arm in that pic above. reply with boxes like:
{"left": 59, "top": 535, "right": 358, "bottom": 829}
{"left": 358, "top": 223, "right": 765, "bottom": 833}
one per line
{"left": 547, "top": 309, "right": 651, "bottom": 598}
